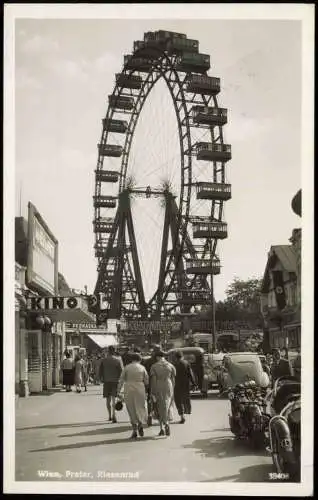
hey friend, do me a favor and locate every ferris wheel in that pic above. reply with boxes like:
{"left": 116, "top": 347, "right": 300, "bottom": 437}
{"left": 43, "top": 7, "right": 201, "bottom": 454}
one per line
{"left": 93, "top": 30, "right": 232, "bottom": 320}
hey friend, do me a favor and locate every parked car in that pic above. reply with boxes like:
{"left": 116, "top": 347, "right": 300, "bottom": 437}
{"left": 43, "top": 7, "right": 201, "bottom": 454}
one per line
{"left": 219, "top": 352, "right": 270, "bottom": 394}
{"left": 203, "top": 352, "right": 225, "bottom": 391}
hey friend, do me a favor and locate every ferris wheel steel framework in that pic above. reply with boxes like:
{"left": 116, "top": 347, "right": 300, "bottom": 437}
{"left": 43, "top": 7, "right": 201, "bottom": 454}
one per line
{"left": 93, "top": 36, "right": 231, "bottom": 324}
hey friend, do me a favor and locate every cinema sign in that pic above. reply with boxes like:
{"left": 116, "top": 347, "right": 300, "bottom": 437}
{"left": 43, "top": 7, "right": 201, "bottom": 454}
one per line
{"left": 26, "top": 296, "right": 97, "bottom": 323}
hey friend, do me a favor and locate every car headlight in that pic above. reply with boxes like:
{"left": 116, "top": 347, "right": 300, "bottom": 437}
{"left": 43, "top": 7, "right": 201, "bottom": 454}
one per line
{"left": 203, "top": 374, "right": 208, "bottom": 380}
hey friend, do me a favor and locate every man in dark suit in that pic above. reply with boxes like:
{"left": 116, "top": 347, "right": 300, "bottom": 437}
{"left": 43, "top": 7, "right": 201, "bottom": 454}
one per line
{"left": 172, "top": 350, "right": 196, "bottom": 424}
{"left": 270, "top": 348, "right": 293, "bottom": 382}
{"left": 99, "top": 346, "right": 123, "bottom": 423}
{"left": 122, "top": 347, "right": 132, "bottom": 367}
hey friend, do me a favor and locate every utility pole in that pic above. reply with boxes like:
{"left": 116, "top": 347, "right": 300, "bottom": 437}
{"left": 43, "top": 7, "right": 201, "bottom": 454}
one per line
{"left": 210, "top": 274, "right": 216, "bottom": 351}
{"left": 210, "top": 240, "right": 216, "bottom": 351}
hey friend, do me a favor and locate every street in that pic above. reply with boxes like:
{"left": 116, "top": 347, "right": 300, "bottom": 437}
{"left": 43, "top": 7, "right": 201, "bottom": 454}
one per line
{"left": 15, "top": 385, "right": 275, "bottom": 483}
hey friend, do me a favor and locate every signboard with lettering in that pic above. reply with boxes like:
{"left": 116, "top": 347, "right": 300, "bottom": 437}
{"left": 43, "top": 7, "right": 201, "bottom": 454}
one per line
{"left": 26, "top": 202, "right": 58, "bottom": 295}
{"left": 26, "top": 296, "right": 95, "bottom": 323}
{"left": 65, "top": 322, "right": 105, "bottom": 330}
{"left": 126, "top": 320, "right": 181, "bottom": 333}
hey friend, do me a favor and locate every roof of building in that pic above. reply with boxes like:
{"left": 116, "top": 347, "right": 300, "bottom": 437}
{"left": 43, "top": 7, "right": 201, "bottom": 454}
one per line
{"left": 261, "top": 245, "right": 297, "bottom": 293}
{"left": 58, "top": 272, "right": 73, "bottom": 296}
{"left": 270, "top": 245, "right": 297, "bottom": 272}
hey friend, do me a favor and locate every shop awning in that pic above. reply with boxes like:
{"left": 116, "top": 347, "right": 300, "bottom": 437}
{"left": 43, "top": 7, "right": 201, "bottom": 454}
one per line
{"left": 87, "top": 334, "right": 118, "bottom": 348}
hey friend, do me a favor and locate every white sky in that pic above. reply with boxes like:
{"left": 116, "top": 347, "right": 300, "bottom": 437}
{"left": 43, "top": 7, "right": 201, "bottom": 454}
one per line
{"left": 14, "top": 16, "right": 303, "bottom": 301}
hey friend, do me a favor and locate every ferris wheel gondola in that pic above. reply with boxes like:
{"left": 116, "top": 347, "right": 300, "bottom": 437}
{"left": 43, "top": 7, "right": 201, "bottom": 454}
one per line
{"left": 93, "top": 30, "right": 232, "bottom": 320}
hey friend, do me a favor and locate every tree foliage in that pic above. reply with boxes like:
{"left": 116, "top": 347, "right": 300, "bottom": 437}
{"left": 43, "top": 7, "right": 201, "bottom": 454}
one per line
{"left": 224, "top": 277, "right": 262, "bottom": 312}
{"left": 214, "top": 277, "right": 263, "bottom": 329}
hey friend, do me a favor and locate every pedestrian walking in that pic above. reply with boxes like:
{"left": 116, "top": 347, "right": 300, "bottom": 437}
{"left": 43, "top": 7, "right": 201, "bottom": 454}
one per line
{"left": 82, "top": 355, "right": 88, "bottom": 392}
{"left": 172, "top": 350, "right": 196, "bottom": 424}
{"left": 99, "top": 345, "right": 123, "bottom": 423}
{"left": 61, "top": 351, "right": 74, "bottom": 392}
{"left": 281, "top": 347, "right": 289, "bottom": 360}
{"left": 122, "top": 348, "right": 132, "bottom": 366}
{"left": 87, "top": 356, "right": 93, "bottom": 383}
{"left": 93, "top": 354, "right": 102, "bottom": 385}
{"left": 150, "top": 350, "right": 176, "bottom": 437}
{"left": 74, "top": 354, "right": 85, "bottom": 393}
{"left": 117, "top": 352, "right": 149, "bottom": 439}
{"left": 270, "top": 348, "right": 293, "bottom": 383}
{"left": 143, "top": 345, "right": 162, "bottom": 425}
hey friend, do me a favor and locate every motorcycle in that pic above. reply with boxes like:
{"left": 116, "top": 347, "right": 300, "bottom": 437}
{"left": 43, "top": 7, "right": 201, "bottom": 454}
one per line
{"left": 226, "top": 352, "right": 271, "bottom": 448}
{"left": 268, "top": 375, "right": 300, "bottom": 415}
{"left": 228, "top": 380, "right": 271, "bottom": 448}
{"left": 267, "top": 376, "right": 301, "bottom": 480}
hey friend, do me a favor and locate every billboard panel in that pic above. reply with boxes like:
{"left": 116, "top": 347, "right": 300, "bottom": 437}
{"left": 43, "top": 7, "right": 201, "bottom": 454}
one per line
{"left": 26, "top": 202, "right": 58, "bottom": 295}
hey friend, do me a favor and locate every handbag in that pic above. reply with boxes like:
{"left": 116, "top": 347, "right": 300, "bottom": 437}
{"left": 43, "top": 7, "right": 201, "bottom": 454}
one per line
{"left": 115, "top": 394, "right": 124, "bottom": 411}
{"left": 115, "top": 398, "right": 123, "bottom": 411}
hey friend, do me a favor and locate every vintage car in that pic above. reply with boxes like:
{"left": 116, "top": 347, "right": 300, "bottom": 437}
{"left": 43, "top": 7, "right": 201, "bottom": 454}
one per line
{"left": 219, "top": 352, "right": 270, "bottom": 394}
{"left": 203, "top": 352, "right": 225, "bottom": 391}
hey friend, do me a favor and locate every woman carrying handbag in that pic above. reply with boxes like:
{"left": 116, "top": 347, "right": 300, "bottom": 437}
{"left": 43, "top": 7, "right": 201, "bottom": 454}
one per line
{"left": 117, "top": 352, "right": 149, "bottom": 439}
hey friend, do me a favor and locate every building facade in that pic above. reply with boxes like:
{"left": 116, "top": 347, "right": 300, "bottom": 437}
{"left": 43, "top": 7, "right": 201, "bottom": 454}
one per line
{"left": 65, "top": 321, "right": 118, "bottom": 355}
{"left": 15, "top": 204, "right": 72, "bottom": 395}
{"left": 260, "top": 244, "right": 300, "bottom": 350}
{"left": 15, "top": 262, "right": 29, "bottom": 396}
{"left": 260, "top": 189, "right": 302, "bottom": 353}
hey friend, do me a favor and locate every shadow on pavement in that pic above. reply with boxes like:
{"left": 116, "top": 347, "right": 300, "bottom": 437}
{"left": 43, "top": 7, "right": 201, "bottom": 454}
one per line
{"left": 29, "top": 435, "right": 156, "bottom": 452}
{"left": 199, "top": 464, "right": 276, "bottom": 482}
{"left": 59, "top": 425, "right": 132, "bottom": 438}
{"left": 16, "top": 421, "right": 115, "bottom": 431}
{"left": 183, "top": 435, "right": 267, "bottom": 459}
{"left": 200, "top": 428, "right": 230, "bottom": 433}
{"left": 75, "top": 393, "right": 103, "bottom": 396}
{"left": 208, "top": 394, "right": 227, "bottom": 401}
{"left": 28, "top": 389, "right": 63, "bottom": 396}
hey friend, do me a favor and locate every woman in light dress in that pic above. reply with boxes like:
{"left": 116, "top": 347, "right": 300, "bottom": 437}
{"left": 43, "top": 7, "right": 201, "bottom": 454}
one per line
{"left": 150, "top": 351, "right": 176, "bottom": 437}
{"left": 117, "top": 352, "right": 149, "bottom": 439}
{"left": 74, "top": 354, "right": 85, "bottom": 393}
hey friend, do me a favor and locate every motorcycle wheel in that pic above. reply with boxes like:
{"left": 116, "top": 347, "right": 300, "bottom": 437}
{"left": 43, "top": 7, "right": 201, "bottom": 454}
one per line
{"left": 272, "top": 433, "right": 299, "bottom": 480}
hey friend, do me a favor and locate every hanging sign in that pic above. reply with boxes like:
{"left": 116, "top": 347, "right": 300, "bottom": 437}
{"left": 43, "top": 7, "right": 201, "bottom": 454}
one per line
{"left": 25, "top": 295, "right": 97, "bottom": 322}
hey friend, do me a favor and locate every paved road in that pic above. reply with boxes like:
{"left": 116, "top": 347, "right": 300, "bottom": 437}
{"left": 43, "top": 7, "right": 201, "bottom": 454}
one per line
{"left": 16, "top": 385, "right": 275, "bottom": 483}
